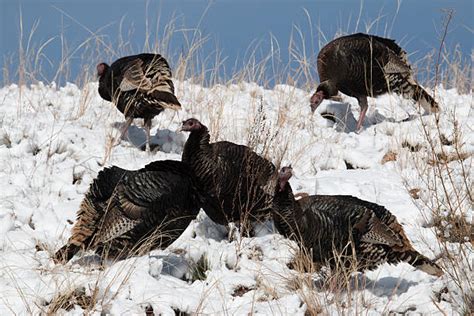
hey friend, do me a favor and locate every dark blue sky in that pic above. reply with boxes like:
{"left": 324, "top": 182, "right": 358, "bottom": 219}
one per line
{"left": 1, "top": 0, "right": 472, "bottom": 86}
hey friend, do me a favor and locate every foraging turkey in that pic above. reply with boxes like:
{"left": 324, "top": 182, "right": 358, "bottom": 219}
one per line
{"left": 97, "top": 53, "right": 181, "bottom": 151}
{"left": 310, "top": 33, "right": 439, "bottom": 130}
{"left": 181, "top": 118, "right": 276, "bottom": 228}
{"left": 273, "top": 166, "right": 443, "bottom": 276}
{"left": 54, "top": 160, "right": 201, "bottom": 263}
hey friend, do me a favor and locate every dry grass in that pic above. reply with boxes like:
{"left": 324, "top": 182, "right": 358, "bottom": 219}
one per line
{"left": 396, "top": 9, "right": 473, "bottom": 314}
{"left": 283, "top": 242, "right": 383, "bottom": 315}
{"left": 1, "top": 2, "right": 472, "bottom": 315}
{"left": 41, "top": 286, "right": 96, "bottom": 315}
{"left": 188, "top": 254, "right": 211, "bottom": 282}
{"left": 273, "top": 10, "right": 472, "bottom": 314}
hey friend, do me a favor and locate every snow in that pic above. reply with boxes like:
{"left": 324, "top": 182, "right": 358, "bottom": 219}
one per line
{"left": 0, "top": 81, "right": 472, "bottom": 315}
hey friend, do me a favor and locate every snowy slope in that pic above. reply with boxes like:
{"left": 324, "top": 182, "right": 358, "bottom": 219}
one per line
{"left": 0, "top": 81, "right": 472, "bottom": 315}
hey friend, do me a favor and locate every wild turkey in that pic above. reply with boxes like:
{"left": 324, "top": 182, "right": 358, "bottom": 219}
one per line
{"left": 54, "top": 160, "right": 201, "bottom": 263}
{"left": 97, "top": 53, "right": 181, "bottom": 151}
{"left": 310, "top": 33, "right": 439, "bottom": 130}
{"left": 273, "top": 166, "right": 443, "bottom": 276}
{"left": 180, "top": 118, "right": 276, "bottom": 228}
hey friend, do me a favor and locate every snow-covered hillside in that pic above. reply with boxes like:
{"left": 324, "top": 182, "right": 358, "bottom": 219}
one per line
{"left": 0, "top": 81, "right": 472, "bottom": 315}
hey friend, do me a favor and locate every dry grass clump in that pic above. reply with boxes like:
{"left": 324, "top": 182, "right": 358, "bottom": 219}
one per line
{"left": 41, "top": 286, "right": 97, "bottom": 315}
{"left": 1, "top": 3, "right": 472, "bottom": 315}
{"left": 431, "top": 213, "right": 474, "bottom": 244}
{"left": 283, "top": 241, "right": 380, "bottom": 315}
{"left": 231, "top": 284, "right": 254, "bottom": 297}
{"left": 381, "top": 151, "right": 397, "bottom": 164}
{"left": 188, "top": 254, "right": 211, "bottom": 282}
{"left": 428, "top": 151, "right": 471, "bottom": 166}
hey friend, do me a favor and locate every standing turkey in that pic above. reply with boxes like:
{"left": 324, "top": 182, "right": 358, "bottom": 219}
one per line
{"left": 273, "top": 166, "right": 443, "bottom": 276}
{"left": 97, "top": 53, "right": 181, "bottom": 151}
{"left": 310, "top": 33, "right": 439, "bottom": 130}
{"left": 54, "top": 160, "right": 201, "bottom": 263}
{"left": 181, "top": 118, "right": 276, "bottom": 230}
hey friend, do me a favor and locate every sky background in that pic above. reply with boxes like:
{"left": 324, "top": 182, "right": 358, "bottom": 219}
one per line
{"left": 1, "top": 0, "right": 472, "bottom": 86}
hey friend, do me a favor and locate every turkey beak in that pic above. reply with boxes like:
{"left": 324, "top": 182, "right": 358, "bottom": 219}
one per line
{"left": 310, "top": 91, "right": 324, "bottom": 113}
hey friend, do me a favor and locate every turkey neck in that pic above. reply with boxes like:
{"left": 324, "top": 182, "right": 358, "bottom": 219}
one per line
{"left": 98, "top": 69, "right": 113, "bottom": 102}
{"left": 273, "top": 183, "right": 303, "bottom": 239}
{"left": 274, "top": 187, "right": 334, "bottom": 250}
{"left": 182, "top": 127, "right": 211, "bottom": 163}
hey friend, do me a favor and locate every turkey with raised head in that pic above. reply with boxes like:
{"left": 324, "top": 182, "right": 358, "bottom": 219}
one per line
{"left": 180, "top": 118, "right": 277, "bottom": 229}
{"left": 54, "top": 160, "right": 201, "bottom": 263}
{"left": 310, "top": 33, "right": 439, "bottom": 130}
{"left": 273, "top": 166, "right": 443, "bottom": 276}
{"left": 97, "top": 53, "right": 181, "bottom": 151}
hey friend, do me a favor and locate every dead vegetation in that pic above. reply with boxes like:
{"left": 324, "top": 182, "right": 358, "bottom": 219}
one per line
{"left": 41, "top": 287, "right": 96, "bottom": 314}
{"left": 0, "top": 3, "right": 472, "bottom": 315}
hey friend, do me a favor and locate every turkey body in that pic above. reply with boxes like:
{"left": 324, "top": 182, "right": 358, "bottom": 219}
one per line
{"left": 273, "top": 169, "right": 443, "bottom": 276}
{"left": 311, "top": 33, "right": 439, "bottom": 130}
{"left": 181, "top": 119, "right": 276, "bottom": 226}
{"left": 54, "top": 160, "right": 201, "bottom": 262}
{"left": 98, "top": 53, "right": 181, "bottom": 150}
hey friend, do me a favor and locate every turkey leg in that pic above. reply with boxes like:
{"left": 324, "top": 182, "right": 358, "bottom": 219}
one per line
{"left": 356, "top": 96, "right": 368, "bottom": 131}
{"left": 118, "top": 116, "right": 134, "bottom": 143}
{"left": 144, "top": 117, "right": 152, "bottom": 152}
